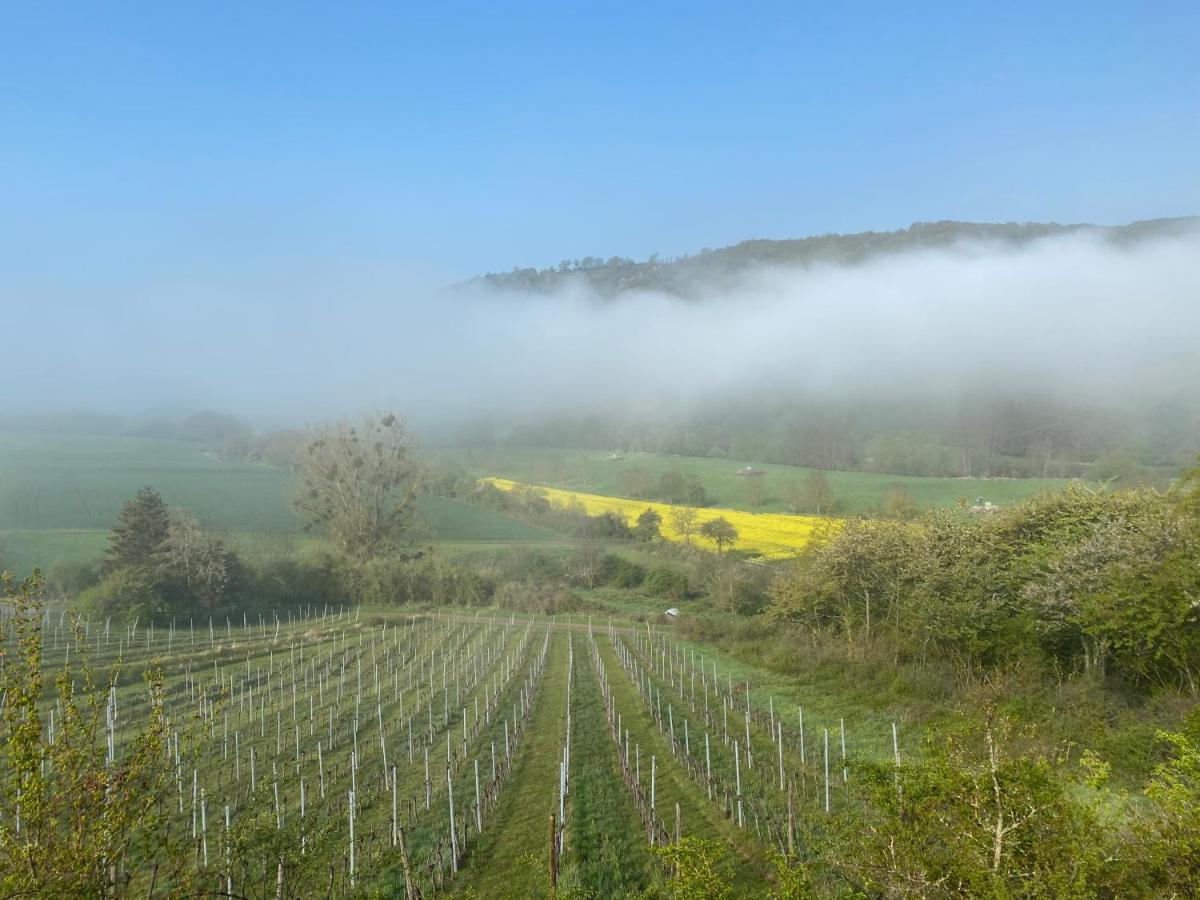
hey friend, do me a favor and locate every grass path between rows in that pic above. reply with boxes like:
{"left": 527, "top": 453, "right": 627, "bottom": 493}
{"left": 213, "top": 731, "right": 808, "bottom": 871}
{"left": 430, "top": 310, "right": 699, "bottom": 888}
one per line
{"left": 557, "top": 635, "right": 656, "bottom": 897}
{"left": 594, "top": 634, "right": 774, "bottom": 894}
{"left": 454, "top": 631, "right": 568, "bottom": 898}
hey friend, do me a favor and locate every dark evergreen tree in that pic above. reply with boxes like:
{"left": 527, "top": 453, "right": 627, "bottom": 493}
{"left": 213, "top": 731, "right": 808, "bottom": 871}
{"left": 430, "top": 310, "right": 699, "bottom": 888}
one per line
{"left": 103, "top": 487, "right": 170, "bottom": 573}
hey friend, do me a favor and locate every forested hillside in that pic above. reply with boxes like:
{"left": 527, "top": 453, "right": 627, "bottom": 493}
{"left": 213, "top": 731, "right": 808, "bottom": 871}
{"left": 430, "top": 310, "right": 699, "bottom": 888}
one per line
{"left": 471, "top": 217, "right": 1199, "bottom": 299}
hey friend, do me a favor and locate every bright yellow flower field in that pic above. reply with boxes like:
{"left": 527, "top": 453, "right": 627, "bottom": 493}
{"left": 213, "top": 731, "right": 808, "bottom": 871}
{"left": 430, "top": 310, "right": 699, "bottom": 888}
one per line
{"left": 482, "top": 477, "right": 838, "bottom": 558}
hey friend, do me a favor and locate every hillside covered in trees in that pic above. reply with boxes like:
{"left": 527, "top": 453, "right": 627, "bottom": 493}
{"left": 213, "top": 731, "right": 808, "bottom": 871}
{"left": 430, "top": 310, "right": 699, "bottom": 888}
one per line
{"left": 470, "top": 217, "right": 1200, "bottom": 299}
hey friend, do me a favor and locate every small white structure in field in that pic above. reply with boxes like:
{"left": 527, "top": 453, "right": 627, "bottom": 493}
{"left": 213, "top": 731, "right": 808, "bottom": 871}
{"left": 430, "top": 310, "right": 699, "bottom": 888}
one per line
{"left": 664, "top": 608, "right": 680, "bottom": 618}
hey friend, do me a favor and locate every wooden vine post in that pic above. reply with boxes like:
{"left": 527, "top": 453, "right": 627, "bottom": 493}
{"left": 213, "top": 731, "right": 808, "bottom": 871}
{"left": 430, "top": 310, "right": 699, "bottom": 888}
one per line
{"left": 549, "top": 812, "right": 558, "bottom": 889}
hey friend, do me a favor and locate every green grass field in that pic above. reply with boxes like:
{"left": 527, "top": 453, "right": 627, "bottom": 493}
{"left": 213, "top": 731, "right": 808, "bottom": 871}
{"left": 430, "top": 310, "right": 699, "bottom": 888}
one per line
{"left": 1, "top": 433, "right": 1079, "bottom": 578}
{"left": 0, "top": 434, "right": 556, "bottom": 575}
{"left": 448, "top": 446, "right": 1071, "bottom": 515}
{"left": 412, "top": 495, "right": 555, "bottom": 544}
{"left": 0, "top": 432, "right": 298, "bottom": 531}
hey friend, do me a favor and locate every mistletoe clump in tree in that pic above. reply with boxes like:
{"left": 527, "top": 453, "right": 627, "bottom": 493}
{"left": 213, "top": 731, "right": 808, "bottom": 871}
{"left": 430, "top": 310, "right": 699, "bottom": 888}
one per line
{"left": 294, "top": 413, "right": 420, "bottom": 561}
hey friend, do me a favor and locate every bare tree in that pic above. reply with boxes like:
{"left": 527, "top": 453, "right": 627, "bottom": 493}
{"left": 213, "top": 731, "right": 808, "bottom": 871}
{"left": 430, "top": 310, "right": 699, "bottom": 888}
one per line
{"left": 293, "top": 413, "right": 419, "bottom": 561}
{"left": 160, "top": 512, "right": 233, "bottom": 611}
{"left": 745, "top": 471, "right": 766, "bottom": 507}
{"left": 703, "top": 559, "right": 741, "bottom": 612}
{"left": 802, "top": 472, "right": 835, "bottom": 515}
{"left": 783, "top": 478, "right": 804, "bottom": 514}
{"left": 571, "top": 543, "right": 606, "bottom": 588}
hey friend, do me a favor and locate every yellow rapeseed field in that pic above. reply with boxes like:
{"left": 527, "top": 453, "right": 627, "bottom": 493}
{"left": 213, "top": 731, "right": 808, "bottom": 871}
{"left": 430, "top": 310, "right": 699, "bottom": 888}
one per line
{"left": 482, "top": 477, "right": 838, "bottom": 557}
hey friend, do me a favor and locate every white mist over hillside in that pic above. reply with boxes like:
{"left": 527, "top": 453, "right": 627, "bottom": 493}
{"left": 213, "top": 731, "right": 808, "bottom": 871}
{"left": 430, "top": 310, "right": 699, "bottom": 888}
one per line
{"left": 5, "top": 225, "right": 1199, "bottom": 427}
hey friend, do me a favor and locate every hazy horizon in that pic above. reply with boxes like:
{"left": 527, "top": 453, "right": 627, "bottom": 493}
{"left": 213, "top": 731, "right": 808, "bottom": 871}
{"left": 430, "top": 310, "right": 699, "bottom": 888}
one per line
{"left": 3, "top": 2, "right": 1198, "bottom": 437}
{"left": 3, "top": 219, "right": 1197, "bottom": 437}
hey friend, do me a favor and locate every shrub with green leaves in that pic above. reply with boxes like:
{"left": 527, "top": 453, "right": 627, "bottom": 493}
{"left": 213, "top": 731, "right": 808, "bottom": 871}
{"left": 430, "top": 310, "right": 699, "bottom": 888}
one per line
{"left": 646, "top": 568, "right": 689, "bottom": 601}
{"left": 0, "top": 572, "right": 198, "bottom": 896}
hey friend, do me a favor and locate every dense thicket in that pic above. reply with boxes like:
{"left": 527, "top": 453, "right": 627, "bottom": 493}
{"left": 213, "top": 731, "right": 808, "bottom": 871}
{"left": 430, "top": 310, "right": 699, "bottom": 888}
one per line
{"left": 791, "top": 704, "right": 1200, "bottom": 897}
{"left": 767, "top": 467, "right": 1200, "bottom": 691}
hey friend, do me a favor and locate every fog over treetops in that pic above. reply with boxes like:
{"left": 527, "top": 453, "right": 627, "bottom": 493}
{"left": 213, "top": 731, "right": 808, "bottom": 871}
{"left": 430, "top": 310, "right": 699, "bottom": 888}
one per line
{"left": 6, "top": 217, "right": 1199, "bottom": 436}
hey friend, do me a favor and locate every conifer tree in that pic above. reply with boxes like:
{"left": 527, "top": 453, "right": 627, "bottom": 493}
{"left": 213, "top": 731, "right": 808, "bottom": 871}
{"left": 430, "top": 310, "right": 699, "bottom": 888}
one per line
{"left": 103, "top": 486, "right": 170, "bottom": 573}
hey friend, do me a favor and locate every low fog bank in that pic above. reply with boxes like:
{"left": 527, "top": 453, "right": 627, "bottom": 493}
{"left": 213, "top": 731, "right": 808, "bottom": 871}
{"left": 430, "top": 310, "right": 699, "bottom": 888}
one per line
{"left": 5, "top": 224, "right": 1199, "bottom": 436}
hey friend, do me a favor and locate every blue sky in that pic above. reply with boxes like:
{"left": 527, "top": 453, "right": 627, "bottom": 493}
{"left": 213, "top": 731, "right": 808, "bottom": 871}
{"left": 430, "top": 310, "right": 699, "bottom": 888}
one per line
{"left": 2, "top": 1, "right": 1197, "bottom": 282}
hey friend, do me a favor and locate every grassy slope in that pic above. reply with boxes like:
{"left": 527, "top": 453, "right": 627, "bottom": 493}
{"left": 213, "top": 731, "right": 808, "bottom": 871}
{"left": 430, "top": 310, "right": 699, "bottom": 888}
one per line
{"left": 450, "top": 446, "right": 1070, "bottom": 515}
{"left": 0, "top": 432, "right": 297, "bottom": 531}
{"left": 0, "top": 434, "right": 555, "bottom": 575}
{"left": 0, "top": 529, "right": 110, "bottom": 573}
{"left": 412, "top": 495, "right": 557, "bottom": 543}
{"left": 670, "top": 627, "right": 922, "bottom": 762}
{"left": 666, "top": 619, "right": 1189, "bottom": 788}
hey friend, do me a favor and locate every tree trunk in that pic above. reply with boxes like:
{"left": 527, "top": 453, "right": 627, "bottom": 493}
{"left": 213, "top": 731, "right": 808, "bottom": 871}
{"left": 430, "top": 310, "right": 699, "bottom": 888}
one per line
{"left": 987, "top": 723, "right": 1005, "bottom": 875}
